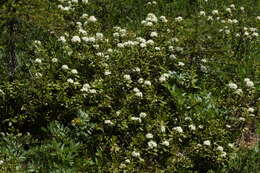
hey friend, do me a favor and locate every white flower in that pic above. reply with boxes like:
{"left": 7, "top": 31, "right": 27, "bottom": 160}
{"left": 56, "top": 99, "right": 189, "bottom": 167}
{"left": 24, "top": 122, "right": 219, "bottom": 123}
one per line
{"left": 203, "top": 140, "right": 211, "bottom": 146}
{"left": 82, "top": 0, "right": 88, "bottom": 4}
{"left": 244, "top": 31, "right": 249, "bottom": 36}
{"left": 89, "top": 89, "right": 97, "bottom": 94}
{"left": 133, "top": 88, "right": 140, "bottom": 93}
{"left": 235, "top": 88, "right": 243, "bottom": 95}
{"left": 71, "top": 36, "right": 81, "bottom": 43}
{"left": 162, "top": 140, "right": 170, "bottom": 146}
{"left": 226, "top": 8, "right": 232, "bottom": 13}
{"left": 228, "top": 143, "right": 234, "bottom": 148}
{"left": 245, "top": 81, "right": 254, "bottom": 88}
{"left": 35, "top": 72, "right": 42, "bottom": 78}
{"left": 145, "top": 133, "right": 153, "bottom": 139}
{"left": 104, "top": 120, "right": 113, "bottom": 125}
{"left": 239, "top": 117, "right": 245, "bottom": 121}
{"left": 230, "top": 4, "right": 235, "bottom": 8}
{"left": 212, "top": 10, "right": 219, "bottom": 15}
{"left": 244, "top": 78, "right": 250, "bottom": 82}
{"left": 252, "top": 32, "right": 259, "bottom": 37}
{"left": 62, "top": 64, "right": 69, "bottom": 70}
{"left": 0, "top": 160, "right": 3, "bottom": 165}
{"left": 146, "top": 13, "right": 158, "bottom": 23}
{"left": 155, "top": 47, "right": 160, "bottom": 51}
{"left": 220, "top": 151, "right": 227, "bottom": 157}
{"left": 146, "top": 39, "right": 154, "bottom": 45}
{"left": 159, "top": 16, "right": 168, "bottom": 23}
{"left": 138, "top": 78, "right": 144, "bottom": 84}
{"left": 71, "top": 69, "right": 78, "bottom": 74}
{"left": 35, "top": 58, "right": 42, "bottom": 64}
{"left": 81, "top": 83, "right": 91, "bottom": 92}
{"left": 189, "top": 124, "right": 196, "bottom": 131}
{"left": 148, "top": 140, "right": 157, "bottom": 148}
{"left": 207, "top": 16, "right": 213, "bottom": 21}
{"left": 232, "top": 19, "right": 238, "bottom": 24}
{"left": 175, "top": 16, "right": 183, "bottom": 22}
{"left": 131, "top": 151, "right": 140, "bottom": 158}
{"left": 178, "top": 62, "right": 185, "bottom": 66}
{"left": 169, "top": 54, "right": 176, "bottom": 59}
{"left": 79, "top": 28, "right": 87, "bottom": 35}
{"left": 144, "top": 80, "right": 151, "bottom": 86}
{"left": 119, "top": 163, "right": 126, "bottom": 169}
{"left": 173, "top": 126, "right": 183, "bottom": 133}
{"left": 135, "top": 91, "right": 143, "bottom": 97}
{"left": 123, "top": 74, "right": 131, "bottom": 81}
{"left": 125, "top": 159, "right": 130, "bottom": 163}
{"left": 159, "top": 75, "right": 166, "bottom": 83}
{"left": 104, "top": 70, "right": 111, "bottom": 75}
{"left": 176, "top": 47, "right": 183, "bottom": 52}
{"left": 161, "top": 125, "right": 166, "bottom": 133}
{"left": 0, "top": 89, "right": 5, "bottom": 96}
{"left": 34, "top": 40, "right": 41, "bottom": 45}
{"left": 185, "top": 117, "right": 192, "bottom": 121}
{"left": 67, "top": 78, "right": 74, "bottom": 84}
{"left": 96, "top": 33, "right": 104, "bottom": 40}
{"left": 225, "top": 30, "right": 230, "bottom": 34}
{"left": 150, "top": 32, "right": 158, "bottom": 38}
{"left": 52, "top": 58, "right": 58, "bottom": 63}
{"left": 139, "top": 112, "right": 147, "bottom": 118}
{"left": 226, "top": 124, "right": 231, "bottom": 128}
{"left": 247, "top": 107, "right": 254, "bottom": 113}
{"left": 198, "top": 125, "right": 204, "bottom": 129}
{"left": 140, "top": 43, "right": 146, "bottom": 48}
{"left": 199, "top": 11, "right": 206, "bottom": 16}
{"left": 228, "top": 82, "right": 238, "bottom": 89}
{"left": 88, "top": 16, "right": 97, "bottom": 22}
{"left": 131, "top": 117, "right": 142, "bottom": 123}
{"left": 58, "top": 36, "right": 66, "bottom": 43}
{"left": 71, "top": 0, "right": 78, "bottom": 3}
{"left": 217, "top": 146, "right": 224, "bottom": 152}
{"left": 133, "top": 67, "right": 141, "bottom": 72}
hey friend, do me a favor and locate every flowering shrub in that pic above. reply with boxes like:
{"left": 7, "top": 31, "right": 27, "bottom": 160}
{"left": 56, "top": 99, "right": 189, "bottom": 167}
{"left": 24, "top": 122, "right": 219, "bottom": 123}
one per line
{"left": 0, "top": 0, "right": 259, "bottom": 172}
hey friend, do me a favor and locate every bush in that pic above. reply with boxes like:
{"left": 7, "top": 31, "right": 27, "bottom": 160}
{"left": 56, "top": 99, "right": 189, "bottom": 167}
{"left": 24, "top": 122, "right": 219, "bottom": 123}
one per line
{"left": 0, "top": 0, "right": 259, "bottom": 172}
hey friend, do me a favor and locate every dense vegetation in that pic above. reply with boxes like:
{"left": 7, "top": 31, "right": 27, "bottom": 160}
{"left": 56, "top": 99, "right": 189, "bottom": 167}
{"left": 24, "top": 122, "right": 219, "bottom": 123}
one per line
{"left": 0, "top": 0, "right": 259, "bottom": 172}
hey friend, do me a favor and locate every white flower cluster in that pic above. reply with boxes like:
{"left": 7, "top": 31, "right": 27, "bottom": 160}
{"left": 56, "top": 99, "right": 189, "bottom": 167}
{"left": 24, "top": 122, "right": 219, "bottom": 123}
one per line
{"left": 133, "top": 88, "right": 143, "bottom": 97}
{"left": 147, "top": 1, "right": 157, "bottom": 5}
{"left": 175, "top": 16, "right": 183, "bottom": 22}
{"left": 145, "top": 133, "right": 153, "bottom": 139}
{"left": 159, "top": 73, "right": 171, "bottom": 83}
{"left": 130, "top": 116, "right": 142, "bottom": 123}
{"left": 58, "top": 36, "right": 66, "bottom": 43}
{"left": 173, "top": 126, "right": 183, "bottom": 133}
{"left": 244, "top": 78, "right": 254, "bottom": 88}
{"left": 80, "top": 83, "right": 97, "bottom": 94}
{"left": 58, "top": 4, "right": 72, "bottom": 11}
{"left": 141, "top": 13, "right": 158, "bottom": 26}
{"left": 131, "top": 151, "right": 140, "bottom": 158}
{"left": 159, "top": 16, "right": 168, "bottom": 23}
{"left": 113, "top": 27, "right": 127, "bottom": 38}
{"left": 243, "top": 27, "right": 258, "bottom": 38}
{"left": 82, "top": 37, "right": 96, "bottom": 43}
{"left": 227, "top": 82, "right": 237, "bottom": 89}
{"left": 148, "top": 140, "right": 157, "bottom": 149}
{"left": 71, "top": 35, "right": 81, "bottom": 43}
{"left": 216, "top": 145, "right": 227, "bottom": 157}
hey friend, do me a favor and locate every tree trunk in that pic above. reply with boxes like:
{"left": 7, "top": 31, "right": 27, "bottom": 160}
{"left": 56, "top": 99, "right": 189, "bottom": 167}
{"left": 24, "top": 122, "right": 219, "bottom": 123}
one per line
{"left": 6, "top": 18, "right": 18, "bottom": 81}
